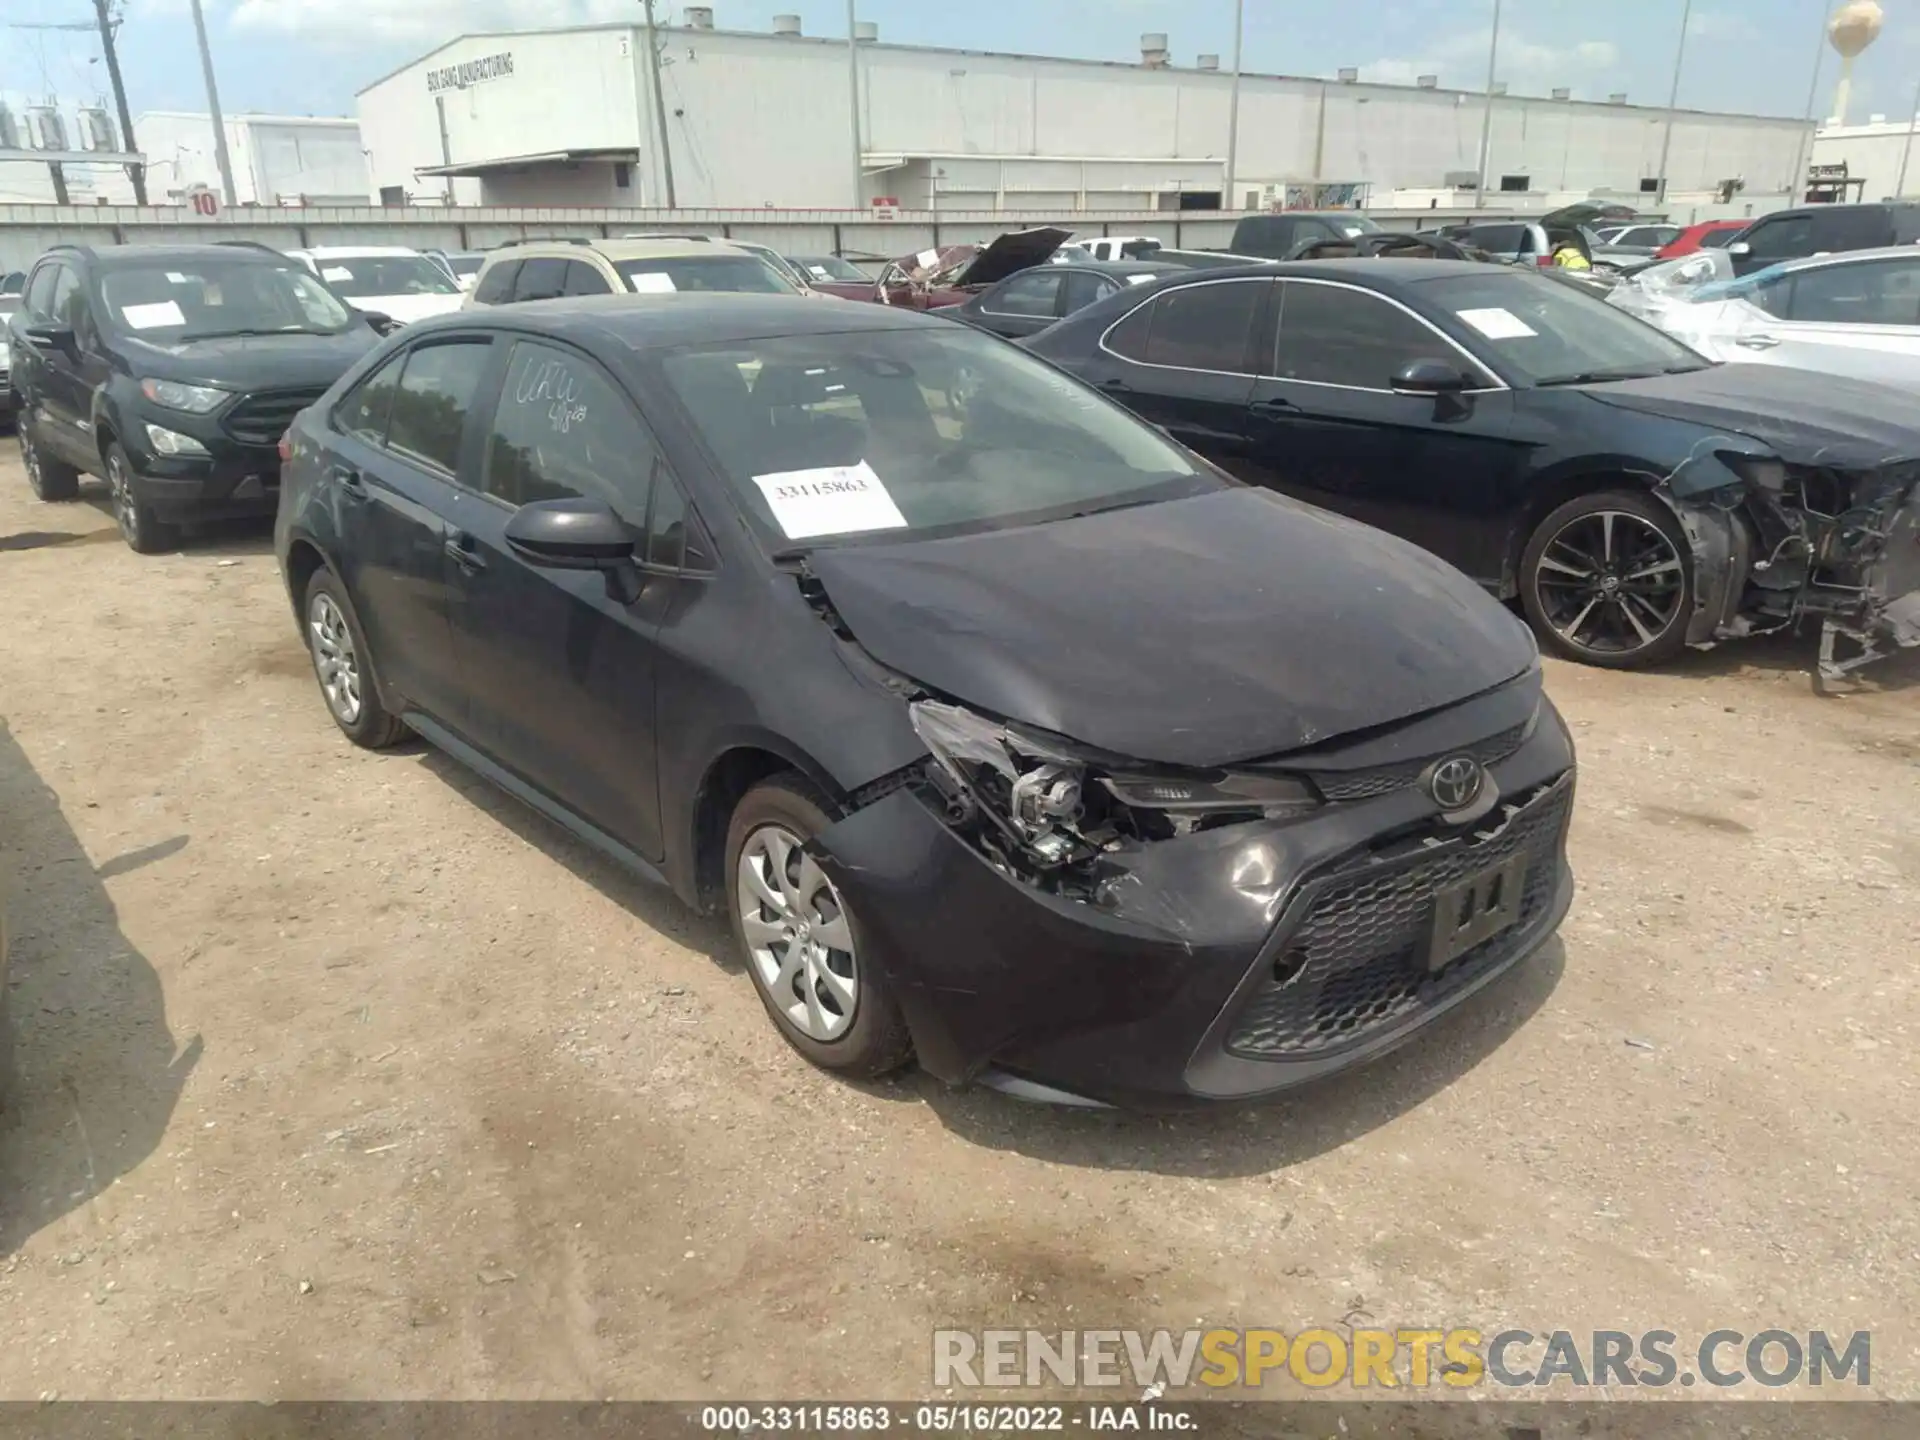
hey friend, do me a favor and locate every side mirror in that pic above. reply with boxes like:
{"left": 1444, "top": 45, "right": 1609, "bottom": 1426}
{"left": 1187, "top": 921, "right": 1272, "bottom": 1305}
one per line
{"left": 504, "top": 497, "right": 639, "bottom": 571}
{"left": 359, "top": 310, "right": 398, "bottom": 335}
{"left": 1392, "top": 358, "right": 1471, "bottom": 395}
{"left": 24, "top": 322, "right": 77, "bottom": 356}
{"left": 1727, "top": 241, "right": 1752, "bottom": 258}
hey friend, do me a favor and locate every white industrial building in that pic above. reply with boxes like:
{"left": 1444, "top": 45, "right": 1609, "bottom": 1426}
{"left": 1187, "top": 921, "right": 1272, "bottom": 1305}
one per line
{"left": 1808, "top": 119, "right": 1920, "bottom": 204}
{"left": 93, "top": 113, "right": 370, "bottom": 207}
{"left": 357, "top": 13, "right": 1814, "bottom": 215}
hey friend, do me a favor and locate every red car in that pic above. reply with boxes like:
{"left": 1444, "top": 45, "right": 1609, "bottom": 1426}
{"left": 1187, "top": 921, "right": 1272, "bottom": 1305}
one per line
{"left": 1655, "top": 220, "right": 1748, "bottom": 260}
{"left": 873, "top": 227, "right": 1071, "bottom": 310}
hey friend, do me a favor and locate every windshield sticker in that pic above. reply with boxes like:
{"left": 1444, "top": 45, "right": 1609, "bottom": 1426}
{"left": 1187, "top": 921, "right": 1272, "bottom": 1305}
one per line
{"left": 1125, "top": 273, "right": 1158, "bottom": 285}
{"left": 752, "top": 460, "right": 909, "bottom": 540}
{"left": 165, "top": 272, "right": 189, "bottom": 283}
{"left": 629, "top": 272, "right": 677, "bottom": 293}
{"left": 321, "top": 266, "right": 354, "bottom": 282}
{"left": 1456, "top": 306, "right": 1538, "bottom": 340}
{"left": 914, "top": 249, "right": 941, "bottom": 270}
{"left": 121, "top": 300, "right": 186, "bottom": 330}
{"left": 807, "top": 264, "right": 830, "bottom": 279}
{"left": 512, "top": 356, "right": 589, "bottom": 433}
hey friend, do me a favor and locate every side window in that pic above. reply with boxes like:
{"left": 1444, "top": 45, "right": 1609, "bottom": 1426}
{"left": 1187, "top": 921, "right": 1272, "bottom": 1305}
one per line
{"left": 472, "top": 259, "right": 521, "bottom": 305}
{"left": 985, "top": 270, "right": 1064, "bottom": 317}
{"left": 47, "top": 266, "right": 79, "bottom": 327}
{"left": 1061, "top": 269, "right": 1110, "bottom": 312}
{"left": 1272, "top": 282, "right": 1474, "bottom": 390}
{"left": 1818, "top": 207, "right": 1893, "bottom": 252}
{"left": 334, "top": 352, "right": 405, "bottom": 445}
{"left": 482, "top": 340, "right": 656, "bottom": 521}
{"left": 1108, "top": 281, "right": 1259, "bottom": 372}
{"left": 564, "top": 261, "right": 613, "bottom": 296}
{"left": 513, "top": 258, "right": 569, "bottom": 303}
{"left": 646, "top": 476, "right": 690, "bottom": 569}
{"left": 1745, "top": 215, "right": 1811, "bottom": 261}
{"left": 24, "top": 262, "right": 62, "bottom": 319}
{"left": 385, "top": 340, "right": 493, "bottom": 475}
{"left": 1785, "top": 260, "right": 1920, "bottom": 326}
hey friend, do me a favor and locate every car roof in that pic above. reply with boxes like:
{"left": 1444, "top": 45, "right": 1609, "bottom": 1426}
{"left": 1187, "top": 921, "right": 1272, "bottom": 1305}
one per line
{"left": 1063, "top": 259, "right": 1183, "bottom": 276}
{"left": 489, "top": 237, "right": 753, "bottom": 263}
{"left": 409, "top": 292, "right": 943, "bottom": 351}
{"left": 296, "top": 246, "right": 423, "bottom": 258}
{"left": 68, "top": 243, "right": 291, "bottom": 270}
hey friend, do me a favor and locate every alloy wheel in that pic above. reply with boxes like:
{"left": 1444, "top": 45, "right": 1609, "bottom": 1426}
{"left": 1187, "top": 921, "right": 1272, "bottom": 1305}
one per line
{"left": 107, "top": 449, "right": 142, "bottom": 546}
{"left": 736, "top": 824, "right": 859, "bottom": 1042}
{"left": 1532, "top": 509, "right": 1686, "bottom": 658}
{"left": 308, "top": 592, "right": 364, "bottom": 725}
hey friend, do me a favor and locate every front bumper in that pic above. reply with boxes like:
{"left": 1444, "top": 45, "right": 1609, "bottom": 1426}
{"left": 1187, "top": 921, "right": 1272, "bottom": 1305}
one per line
{"left": 814, "top": 704, "right": 1576, "bottom": 1109}
{"left": 124, "top": 422, "right": 282, "bottom": 520}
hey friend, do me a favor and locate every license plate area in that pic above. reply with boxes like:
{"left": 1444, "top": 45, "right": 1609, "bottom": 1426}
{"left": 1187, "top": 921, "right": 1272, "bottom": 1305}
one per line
{"left": 1425, "top": 853, "right": 1530, "bottom": 972}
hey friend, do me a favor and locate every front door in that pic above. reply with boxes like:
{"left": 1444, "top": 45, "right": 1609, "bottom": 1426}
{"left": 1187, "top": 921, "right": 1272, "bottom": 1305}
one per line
{"left": 444, "top": 337, "right": 673, "bottom": 861}
{"left": 973, "top": 269, "right": 1066, "bottom": 339}
{"left": 1749, "top": 254, "right": 1920, "bottom": 390}
{"left": 1240, "top": 278, "right": 1522, "bottom": 585}
{"left": 324, "top": 335, "right": 496, "bottom": 728}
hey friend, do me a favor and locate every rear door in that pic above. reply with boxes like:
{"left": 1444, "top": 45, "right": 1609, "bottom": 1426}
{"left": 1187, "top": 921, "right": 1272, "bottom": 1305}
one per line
{"left": 1060, "top": 269, "right": 1119, "bottom": 319}
{"left": 24, "top": 263, "right": 92, "bottom": 466}
{"left": 1743, "top": 255, "right": 1920, "bottom": 388}
{"left": 1082, "top": 276, "right": 1266, "bottom": 463}
{"left": 973, "top": 269, "right": 1066, "bottom": 338}
{"left": 442, "top": 336, "right": 677, "bottom": 861}
{"left": 1811, "top": 205, "right": 1896, "bottom": 256}
{"left": 1242, "top": 278, "right": 1520, "bottom": 584}
{"left": 322, "top": 335, "right": 496, "bottom": 728}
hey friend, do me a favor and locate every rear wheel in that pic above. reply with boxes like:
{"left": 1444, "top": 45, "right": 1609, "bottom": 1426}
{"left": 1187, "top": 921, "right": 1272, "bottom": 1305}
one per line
{"left": 1520, "top": 489, "right": 1692, "bottom": 669}
{"left": 303, "top": 569, "right": 408, "bottom": 749}
{"left": 105, "top": 442, "right": 178, "bottom": 554}
{"left": 726, "top": 775, "right": 912, "bottom": 1079}
{"left": 20, "top": 419, "right": 80, "bottom": 502}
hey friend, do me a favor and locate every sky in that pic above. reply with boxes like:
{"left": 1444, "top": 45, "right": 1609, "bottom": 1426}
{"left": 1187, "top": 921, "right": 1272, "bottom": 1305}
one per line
{"left": 4, "top": 0, "right": 1917, "bottom": 128}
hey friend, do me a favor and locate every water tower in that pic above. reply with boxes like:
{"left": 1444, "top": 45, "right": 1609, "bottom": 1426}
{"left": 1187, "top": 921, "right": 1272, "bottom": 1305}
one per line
{"left": 1827, "top": 0, "right": 1883, "bottom": 125}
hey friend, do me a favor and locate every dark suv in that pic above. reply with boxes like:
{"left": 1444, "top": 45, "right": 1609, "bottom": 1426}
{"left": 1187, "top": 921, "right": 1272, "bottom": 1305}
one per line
{"left": 6, "top": 243, "right": 381, "bottom": 552}
{"left": 1725, "top": 202, "right": 1920, "bottom": 276}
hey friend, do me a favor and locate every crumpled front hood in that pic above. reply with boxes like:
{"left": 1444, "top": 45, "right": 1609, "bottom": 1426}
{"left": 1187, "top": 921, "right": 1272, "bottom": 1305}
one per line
{"left": 1584, "top": 365, "right": 1920, "bottom": 471}
{"left": 806, "top": 488, "right": 1539, "bottom": 768}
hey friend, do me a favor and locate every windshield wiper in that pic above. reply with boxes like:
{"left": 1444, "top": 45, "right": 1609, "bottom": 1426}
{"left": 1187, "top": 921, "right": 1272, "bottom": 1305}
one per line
{"left": 177, "top": 325, "right": 335, "bottom": 341}
{"left": 1533, "top": 367, "right": 1664, "bottom": 387}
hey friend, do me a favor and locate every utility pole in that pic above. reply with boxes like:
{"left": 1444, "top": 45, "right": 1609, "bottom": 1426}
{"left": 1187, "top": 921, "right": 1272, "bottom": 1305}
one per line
{"left": 1224, "top": 0, "right": 1243, "bottom": 210}
{"left": 1788, "top": 5, "right": 1828, "bottom": 205}
{"left": 91, "top": 0, "right": 146, "bottom": 204}
{"left": 846, "top": 1, "right": 864, "bottom": 209}
{"left": 1473, "top": 0, "right": 1503, "bottom": 210}
{"left": 1894, "top": 73, "right": 1920, "bottom": 197}
{"left": 188, "top": 0, "right": 237, "bottom": 206}
{"left": 1653, "top": 0, "right": 1694, "bottom": 205}
{"left": 641, "top": 0, "right": 678, "bottom": 209}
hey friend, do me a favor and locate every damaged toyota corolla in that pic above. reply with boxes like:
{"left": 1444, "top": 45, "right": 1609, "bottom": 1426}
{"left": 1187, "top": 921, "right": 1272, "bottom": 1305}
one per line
{"left": 279, "top": 296, "right": 1576, "bottom": 1110}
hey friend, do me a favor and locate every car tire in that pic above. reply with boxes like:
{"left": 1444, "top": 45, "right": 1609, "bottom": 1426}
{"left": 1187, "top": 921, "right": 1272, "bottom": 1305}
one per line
{"left": 725, "top": 774, "right": 913, "bottom": 1080}
{"left": 104, "top": 442, "right": 178, "bottom": 555}
{"left": 20, "top": 418, "right": 80, "bottom": 502}
{"left": 302, "top": 568, "right": 408, "bottom": 749}
{"left": 1520, "top": 488, "right": 1693, "bottom": 669}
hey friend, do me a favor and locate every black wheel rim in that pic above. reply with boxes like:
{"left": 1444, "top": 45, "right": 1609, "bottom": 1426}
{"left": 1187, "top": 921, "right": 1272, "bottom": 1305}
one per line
{"left": 109, "top": 451, "right": 139, "bottom": 544}
{"left": 1534, "top": 509, "right": 1685, "bottom": 657}
{"left": 20, "top": 427, "right": 41, "bottom": 496}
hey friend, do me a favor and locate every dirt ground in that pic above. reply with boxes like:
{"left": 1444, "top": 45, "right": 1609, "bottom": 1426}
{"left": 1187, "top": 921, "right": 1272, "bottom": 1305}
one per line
{"left": 0, "top": 445, "right": 1916, "bottom": 1408}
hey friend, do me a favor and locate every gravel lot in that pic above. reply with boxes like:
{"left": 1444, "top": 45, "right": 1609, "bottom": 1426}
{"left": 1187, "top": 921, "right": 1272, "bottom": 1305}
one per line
{"left": 0, "top": 447, "right": 1915, "bottom": 1411}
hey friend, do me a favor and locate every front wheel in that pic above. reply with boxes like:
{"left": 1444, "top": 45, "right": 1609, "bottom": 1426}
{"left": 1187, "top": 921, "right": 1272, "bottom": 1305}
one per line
{"left": 105, "top": 443, "right": 178, "bottom": 555}
{"left": 1520, "top": 489, "right": 1693, "bottom": 669}
{"left": 725, "top": 775, "right": 912, "bottom": 1079}
{"left": 20, "top": 419, "right": 80, "bottom": 502}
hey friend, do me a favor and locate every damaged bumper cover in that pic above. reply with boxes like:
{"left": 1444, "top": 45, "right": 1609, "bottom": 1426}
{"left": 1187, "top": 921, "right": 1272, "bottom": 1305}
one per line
{"left": 1659, "top": 451, "right": 1920, "bottom": 677}
{"left": 810, "top": 686, "right": 1577, "bottom": 1109}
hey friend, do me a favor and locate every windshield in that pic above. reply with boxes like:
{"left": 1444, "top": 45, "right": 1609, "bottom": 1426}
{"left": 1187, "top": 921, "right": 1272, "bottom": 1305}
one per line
{"left": 1700, "top": 227, "right": 1744, "bottom": 250}
{"left": 793, "top": 256, "right": 868, "bottom": 283}
{"left": 98, "top": 261, "right": 355, "bottom": 341}
{"left": 448, "top": 255, "right": 485, "bottom": 277}
{"left": 660, "top": 326, "right": 1219, "bottom": 549}
{"left": 614, "top": 255, "right": 799, "bottom": 295}
{"left": 313, "top": 255, "right": 459, "bottom": 298}
{"left": 1417, "top": 270, "right": 1709, "bottom": 384}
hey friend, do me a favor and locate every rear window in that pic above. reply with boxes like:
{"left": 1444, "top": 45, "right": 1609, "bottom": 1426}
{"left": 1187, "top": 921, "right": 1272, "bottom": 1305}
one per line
{"left": 1464, "top": 225, "right": 1528, "bottom": 251}
{"left": 614, "top": 255, "right": 797, "bottom": 295}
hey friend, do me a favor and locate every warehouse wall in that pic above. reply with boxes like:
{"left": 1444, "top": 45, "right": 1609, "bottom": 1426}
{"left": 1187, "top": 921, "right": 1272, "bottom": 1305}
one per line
{"left": 356, "top": 25, "right": 1813, "bottom": 211}
{"left": 1810, "top": 123, "right": 1920, "bottom": 201}
{"left": 90, "top": 115, "right": 368, "bottom": 206}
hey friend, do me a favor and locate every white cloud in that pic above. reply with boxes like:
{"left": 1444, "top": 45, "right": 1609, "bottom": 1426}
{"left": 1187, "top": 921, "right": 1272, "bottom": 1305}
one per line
{"left": 228, "top": 0, "right": 631, "bottom": 47}
{"left": 1363, "top": 27, "right": 1620, "bottom": 90}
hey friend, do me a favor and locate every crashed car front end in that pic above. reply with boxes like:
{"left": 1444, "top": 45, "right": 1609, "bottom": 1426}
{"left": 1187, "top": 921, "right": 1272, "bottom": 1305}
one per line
{"left": 810, "top": 673, "right": 1576, "bottom": 1110}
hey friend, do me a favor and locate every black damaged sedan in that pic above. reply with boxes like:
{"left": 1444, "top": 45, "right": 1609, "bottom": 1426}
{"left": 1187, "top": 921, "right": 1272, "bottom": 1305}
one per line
{"left": 276, "top": 295, "right": 1575, "bottom": 1109}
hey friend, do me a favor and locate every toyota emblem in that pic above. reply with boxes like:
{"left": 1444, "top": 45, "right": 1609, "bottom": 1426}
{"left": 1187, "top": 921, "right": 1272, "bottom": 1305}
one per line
{"left": 1426, "top": 755, "right": 1484, "bottom": 811}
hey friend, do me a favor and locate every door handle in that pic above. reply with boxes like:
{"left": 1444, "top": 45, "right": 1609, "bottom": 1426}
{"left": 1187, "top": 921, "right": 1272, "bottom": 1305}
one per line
{"left": 444, "top": 532, "right": 487, "bottom": 573}
{"left": 330, "top": 464, "right": 367, "bottom": 497}
{"left": 1734, "top": 333, "right": 1781, "bottom": 350}
{"left": 1250, "top": 398, "right": 1298, "bottom": 418}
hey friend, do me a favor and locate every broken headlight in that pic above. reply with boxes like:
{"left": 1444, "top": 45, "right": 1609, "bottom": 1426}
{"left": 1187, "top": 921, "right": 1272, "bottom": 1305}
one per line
{"left": 910, "top": 700, "right": 1321, "bottom": 879}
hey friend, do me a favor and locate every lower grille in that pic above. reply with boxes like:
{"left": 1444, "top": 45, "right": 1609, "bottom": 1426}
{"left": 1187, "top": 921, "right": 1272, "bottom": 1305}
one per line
{"left": 1226, "top": 775, "right": 1572, "bottom": 1060}
{"left": 1307, "top": 719, "right": 1531, "bottom": 803}
{"left": 222, "top": 387, "right": 327, "bottom": 448}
